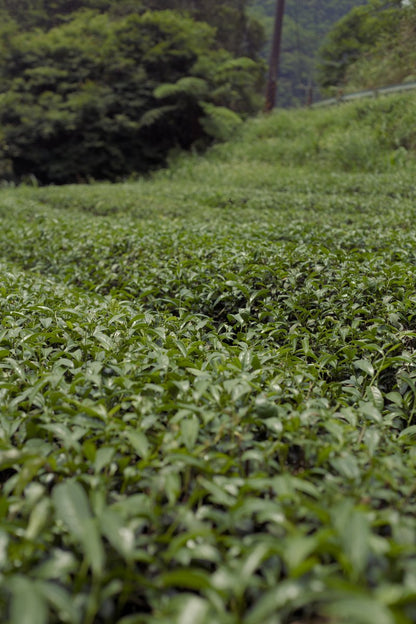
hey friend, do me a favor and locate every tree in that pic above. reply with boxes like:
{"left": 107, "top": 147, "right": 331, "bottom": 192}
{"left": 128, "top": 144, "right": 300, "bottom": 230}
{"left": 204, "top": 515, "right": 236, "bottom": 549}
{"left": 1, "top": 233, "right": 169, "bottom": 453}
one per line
{"left": 0, "top": 10, "right": 263, "bottom": 184}
{"left": 0, "top": 1, "right": 146, "bottom": 29}
{"left": 317, "top": 0, "right": 403, "bottom": 89}
{"left": 0, "top": 0, "right": 265, "bottom": 60}
{"left": 250, "top": 0, "right": 368, "bottom": 105}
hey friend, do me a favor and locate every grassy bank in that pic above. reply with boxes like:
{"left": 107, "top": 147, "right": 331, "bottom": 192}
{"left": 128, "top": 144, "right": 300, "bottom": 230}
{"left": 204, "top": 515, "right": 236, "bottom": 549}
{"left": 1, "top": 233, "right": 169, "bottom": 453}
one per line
{"left": 1, "top": 94, "right": 416, "bottom": 624}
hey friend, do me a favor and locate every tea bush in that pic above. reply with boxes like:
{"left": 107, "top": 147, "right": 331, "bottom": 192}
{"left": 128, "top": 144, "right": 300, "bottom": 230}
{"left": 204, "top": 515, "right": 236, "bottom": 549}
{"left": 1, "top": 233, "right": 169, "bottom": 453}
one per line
{"left": 1, "top": 95, "right": 416, "bottom": 623}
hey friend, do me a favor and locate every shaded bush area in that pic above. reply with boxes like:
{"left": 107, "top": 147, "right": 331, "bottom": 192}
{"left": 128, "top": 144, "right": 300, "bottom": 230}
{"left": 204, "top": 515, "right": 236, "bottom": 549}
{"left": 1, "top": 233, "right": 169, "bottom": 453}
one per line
{"left": 0, "top": 10, "right": 263, "bottom": 184}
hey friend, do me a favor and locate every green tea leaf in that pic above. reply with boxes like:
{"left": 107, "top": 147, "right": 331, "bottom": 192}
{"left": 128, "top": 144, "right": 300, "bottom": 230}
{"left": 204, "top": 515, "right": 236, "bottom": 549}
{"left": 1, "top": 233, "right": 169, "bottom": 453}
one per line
{"left": 325, "top": 595, "right": 394, "bottom": 624}
{"left": 100, "top": 508, "right": 135, "bottom": 563}
{"left": 126, "top": 431, "right": 150, "bottom": 459}
{"left": 180, "top": 416, "right": 199, "bottom": 450}
{"left": 159, "top": 569, "right": 211, "bottom": 591}
{"left": 353, "top": 359, "right": 374, "bottom": 376}
{"left": 52, "top": 480, "right": 104, "bottom": 576}
{"left": 9, "top": 576, "right": 48, "bottom": 624}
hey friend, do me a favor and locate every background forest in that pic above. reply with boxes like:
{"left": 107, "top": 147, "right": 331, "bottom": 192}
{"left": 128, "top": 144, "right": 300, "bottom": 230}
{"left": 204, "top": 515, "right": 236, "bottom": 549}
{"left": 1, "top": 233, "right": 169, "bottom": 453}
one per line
{"left": 250, "top": 0, "right": 367, "bottom": 106}
{"left": 0, "top": 0, "right": 265, "bottom": 183}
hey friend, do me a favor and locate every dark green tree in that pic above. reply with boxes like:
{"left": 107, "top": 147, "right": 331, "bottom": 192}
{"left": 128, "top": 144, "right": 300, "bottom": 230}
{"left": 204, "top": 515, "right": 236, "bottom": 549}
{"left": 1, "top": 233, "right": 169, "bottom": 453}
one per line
{"left": 0, "top": 9, "right": 263, "bottom": 184}
{"left": 317, "top": 0, "right": 403, "bottom": 89}
{"left": 250, "top": 0, "right": 368, "bottom": 105}
{"left": 0, "top": 0, "right": 264, "bottom": 60}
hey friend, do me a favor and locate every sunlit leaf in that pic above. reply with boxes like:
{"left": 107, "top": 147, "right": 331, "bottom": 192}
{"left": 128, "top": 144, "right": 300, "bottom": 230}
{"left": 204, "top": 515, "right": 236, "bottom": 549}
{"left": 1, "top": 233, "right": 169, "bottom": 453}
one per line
{"left": 325, "top": 595, "right": 395, "bottom": 624}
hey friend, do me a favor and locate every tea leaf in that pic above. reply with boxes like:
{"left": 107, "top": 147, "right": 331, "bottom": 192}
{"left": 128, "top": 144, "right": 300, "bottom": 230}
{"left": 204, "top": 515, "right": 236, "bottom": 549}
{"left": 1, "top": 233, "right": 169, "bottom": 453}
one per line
{"left": 9, "top": 576, "right": 48, "bottom": 624}
{"left": 52, "top": 481, "right": 104, "bottom": 576}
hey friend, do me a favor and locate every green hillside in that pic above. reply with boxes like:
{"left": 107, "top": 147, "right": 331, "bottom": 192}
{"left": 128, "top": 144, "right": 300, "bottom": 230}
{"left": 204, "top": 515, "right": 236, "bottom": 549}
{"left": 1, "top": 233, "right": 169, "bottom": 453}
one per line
{"left": 318, "top": 0, "right": 416, "bottom": 93}
{"left": 342, "top": 2, "right": 416, "bottom": 91}
{"left": 1, "top": 94, "right": 416, "bottom": 623}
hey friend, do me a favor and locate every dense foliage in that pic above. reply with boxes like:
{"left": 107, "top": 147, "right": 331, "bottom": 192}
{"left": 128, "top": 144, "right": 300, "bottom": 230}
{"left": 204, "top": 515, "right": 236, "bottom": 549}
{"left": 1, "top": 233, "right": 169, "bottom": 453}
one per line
{"left": 0, "top": 0, "right": 264, "bottom": 59}
{"left": 1, "top": 93, "right": 416, "bottom": 623}
{"left": 145, "top": 0, "right": 264, "bottom": 59}
{"left": 0, "top": 9, "right": 262, "bottom": 184}
{"left": 0, "top": 1, "right": 264, "bottom": 184}
{"left": 317, "top": 0, "right": 410, "bottom": 91}
{"left": 340, "top": 0, "right": 416, "bottom": 90}
{"left": 250, "top": 0, "right": 366, "bottom": 106}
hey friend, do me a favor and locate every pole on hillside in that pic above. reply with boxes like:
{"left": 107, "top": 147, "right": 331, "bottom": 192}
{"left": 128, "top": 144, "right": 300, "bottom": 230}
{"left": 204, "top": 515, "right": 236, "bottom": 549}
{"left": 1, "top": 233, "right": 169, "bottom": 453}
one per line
{"left": 264, "top": 0, "right": 285, "bottom": 112}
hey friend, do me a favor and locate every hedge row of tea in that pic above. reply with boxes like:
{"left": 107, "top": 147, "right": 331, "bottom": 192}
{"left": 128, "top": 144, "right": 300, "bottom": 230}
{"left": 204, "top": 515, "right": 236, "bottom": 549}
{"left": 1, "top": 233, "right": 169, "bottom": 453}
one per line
{"left": 1, "top": 98, "right": 416, "bottom": 623}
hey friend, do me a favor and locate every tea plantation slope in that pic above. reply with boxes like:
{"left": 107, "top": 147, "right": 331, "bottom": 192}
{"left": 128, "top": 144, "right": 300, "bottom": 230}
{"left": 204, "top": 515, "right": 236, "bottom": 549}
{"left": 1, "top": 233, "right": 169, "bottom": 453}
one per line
{"left": 1, "top": 98, "right": 416, "bottom": 623}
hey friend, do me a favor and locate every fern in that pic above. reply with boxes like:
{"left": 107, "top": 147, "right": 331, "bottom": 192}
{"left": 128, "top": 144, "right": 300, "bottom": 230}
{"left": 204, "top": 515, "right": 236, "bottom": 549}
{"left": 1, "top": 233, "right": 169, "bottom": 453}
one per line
{"left": 200, "top": 103, "right": 242, "bottom": 141}
{"left": 154, "top": 77, "right": 209, "bottom": 100}
{"left": 138, "top": 105, "right": 177, "bottom": 129}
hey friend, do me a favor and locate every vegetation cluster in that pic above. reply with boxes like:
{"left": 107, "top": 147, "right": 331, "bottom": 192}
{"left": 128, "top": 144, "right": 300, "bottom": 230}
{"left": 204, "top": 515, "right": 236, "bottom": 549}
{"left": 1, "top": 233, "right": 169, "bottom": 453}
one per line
{"left": 318, "top": 0, "right": 416, "bottom": 92}
{"left": 1, "top": 93, "right": 416, "bottom": 623}
{"left": 0, "top": 0, "right": 413, "bottom": 182}
{"left": 250, "top": 0, "right": 367, "bottom": 106}
{"left": 0, "top": 0, "right": 264, "bottom": 184}
{"left": 252, "top": 0, "right": 416, "bottom": 102}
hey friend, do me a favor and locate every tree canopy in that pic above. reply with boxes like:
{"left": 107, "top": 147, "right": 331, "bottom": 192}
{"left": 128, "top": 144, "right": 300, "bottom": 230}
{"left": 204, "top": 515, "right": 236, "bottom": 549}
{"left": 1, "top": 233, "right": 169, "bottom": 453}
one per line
{"left": 0, "top": 0, "right": 264, "bottom": 59}
{"left": 317, "top": 0, "right": 415, "bottom": 91}
{"left": 317, "top": 0, "right": 404, "bottom": 90}
{"left": 250, "top": 0, "right": 367, "bottom": 105}
{"left": 0, "top": 2, "right": 264, "bottom": 184}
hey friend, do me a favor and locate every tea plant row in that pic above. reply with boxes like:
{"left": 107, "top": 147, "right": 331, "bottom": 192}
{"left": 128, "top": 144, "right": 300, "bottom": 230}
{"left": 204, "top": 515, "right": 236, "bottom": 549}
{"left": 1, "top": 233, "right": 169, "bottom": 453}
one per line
{"left": 1, "top": 168, "right": 416, "bottom": 623}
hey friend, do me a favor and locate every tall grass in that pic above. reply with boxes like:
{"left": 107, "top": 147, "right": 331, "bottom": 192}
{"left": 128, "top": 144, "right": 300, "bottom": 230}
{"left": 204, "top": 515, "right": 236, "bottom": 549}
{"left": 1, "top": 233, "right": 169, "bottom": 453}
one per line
{"left": 211, "top": 92, "right": 416, "bottom": 174}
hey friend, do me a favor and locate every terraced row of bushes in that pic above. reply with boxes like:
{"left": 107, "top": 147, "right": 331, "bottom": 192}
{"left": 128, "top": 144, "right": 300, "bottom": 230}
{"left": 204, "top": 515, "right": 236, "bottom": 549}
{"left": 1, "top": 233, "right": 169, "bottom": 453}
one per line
{"left": 1, "top": 95, "right": 416, "bottom": 622}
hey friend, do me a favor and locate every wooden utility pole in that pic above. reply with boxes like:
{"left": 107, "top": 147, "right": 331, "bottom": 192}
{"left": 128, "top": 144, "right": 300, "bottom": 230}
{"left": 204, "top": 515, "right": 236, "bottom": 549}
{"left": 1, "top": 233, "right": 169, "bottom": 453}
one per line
{"left": 264, "top": 0, "right": 285, "bottom": 112}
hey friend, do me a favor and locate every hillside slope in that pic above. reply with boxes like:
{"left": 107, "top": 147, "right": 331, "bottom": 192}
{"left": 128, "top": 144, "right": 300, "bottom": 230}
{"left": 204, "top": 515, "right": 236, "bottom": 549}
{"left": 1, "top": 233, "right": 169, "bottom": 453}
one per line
{"left": 183, "top": 89, "right": 416, "bottom": 177}
{"left": 318, "top": 1, "right": 416, "bottom": 93}
{"left": 346, "top": 5, "right": 416, "bottom": 90}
